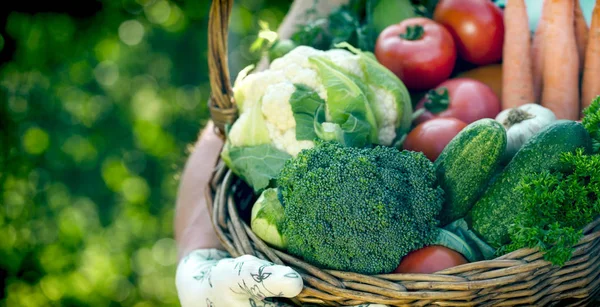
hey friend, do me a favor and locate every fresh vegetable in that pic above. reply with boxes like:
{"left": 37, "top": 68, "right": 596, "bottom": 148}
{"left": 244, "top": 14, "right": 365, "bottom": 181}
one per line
{"left": 582, "top": 95, "right": 600, "bottom": 153}
{"left": 225, "top": 45, "right": 412, "bottom": 191}
{"left": 582, "top": 1, "right": 600, "bottom": 110}
{"left": 374, "top": 17, "right": 456, "bottom": 91}
{"left": 279, "top": 141, "right": 444, "bottom": 274}
{"left": 531, "top": 0, "right": 550, "bottom": 102}
{"left": 495, "top": 103, "right": 557, "bottom": 159}
{"left": 435, "top": 119, "right": 507, "bottom": 226}
{"left": 403, "top": 117, "right": 468, "bottom": 162}
{"left": 501, "top": 149, "right": 600, "bottom": 266}
{"left": 574, "top": 0, "right": 589, "bottom": 72}
{"left": 250, "top": 188, "right": 287, "bottom": 249}
{"left": 414, "top": 78, "right": 501, "bottom": 125}
{"left": 467, "top": 120, "right": 593, "bottom": 248}
{"left": 394, "top": 245, "right": 467, "bottom": 274}
{"left": 433, "top": 0, "right": 505, "bottom": 65}
{"left": 541, "top": 0, "right": 580, "bottom": 120}
{"left": 457, "top": 64, "right": 503, "bottom": 101}
{"left": 501, "top": 0, "right": 535, "bottom": 110}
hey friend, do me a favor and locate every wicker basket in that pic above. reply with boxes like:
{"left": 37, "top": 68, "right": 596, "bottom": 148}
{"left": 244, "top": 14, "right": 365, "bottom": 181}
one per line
{"left": 205, "top": 0, "right": 600, "bottom": 305}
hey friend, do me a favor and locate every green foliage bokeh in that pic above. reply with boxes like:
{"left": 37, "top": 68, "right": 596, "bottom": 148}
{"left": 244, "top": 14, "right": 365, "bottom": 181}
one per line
{"left": 0, "top": 0, "right": 290, "bottom": 306}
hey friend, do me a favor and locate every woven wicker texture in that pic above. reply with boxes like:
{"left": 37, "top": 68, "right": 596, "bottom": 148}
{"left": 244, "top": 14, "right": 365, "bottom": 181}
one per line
{"left": 205, "top": 0, "right": 600, "bottom": 305}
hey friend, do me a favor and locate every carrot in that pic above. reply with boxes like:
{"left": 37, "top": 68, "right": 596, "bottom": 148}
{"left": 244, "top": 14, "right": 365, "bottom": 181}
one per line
{"left": 582, "top": 0, "right": 600, "bottom": 110}
{"left": 502, "top": 0, "right": 535, "bottom": 109}
{"left": 531, "top": 0, "right": 550, "bottom": 102}
{"left": 541, "top": 0, "right": 580, "bottom": 120}
{"left": 575, "top": 0, "right": 589, "bottom": 72}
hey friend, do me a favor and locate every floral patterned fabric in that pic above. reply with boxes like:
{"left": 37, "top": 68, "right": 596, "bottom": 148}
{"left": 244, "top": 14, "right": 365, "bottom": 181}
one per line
{"left": 175, "top": 249, "right": 389, "bottom": 307}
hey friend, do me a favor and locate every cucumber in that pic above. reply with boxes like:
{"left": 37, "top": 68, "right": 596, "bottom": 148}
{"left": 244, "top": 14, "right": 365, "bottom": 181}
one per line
{"left": 435, "top": 119, "right": 507, "bottom": 226}
{"left": 466, "top": 120, "right": 593, "bottom": 248}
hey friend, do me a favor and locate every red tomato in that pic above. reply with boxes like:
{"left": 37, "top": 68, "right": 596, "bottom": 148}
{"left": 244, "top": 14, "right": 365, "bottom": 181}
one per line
{"left": 403, "top": 118, "right": 467, "bottom": 161}
{"left": 394, "top": 245, "right": 468, "bottom": 274}
{"left": 433, "top": 0, "right": 504, "bottom": 65}
{"left": 414, "top": 78, "right": 501, "bottom": 125}
{"left": 375, "top": 17, "right": 457, "bottom": 91}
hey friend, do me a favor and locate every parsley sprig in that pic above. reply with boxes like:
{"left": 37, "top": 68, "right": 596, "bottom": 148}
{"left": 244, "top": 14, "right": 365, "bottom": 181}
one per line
{"left": 582, "top": 95, "right": 600, "bottom": 154}
{"left": 502, "top": 149, "right": 600, "bottom": 266}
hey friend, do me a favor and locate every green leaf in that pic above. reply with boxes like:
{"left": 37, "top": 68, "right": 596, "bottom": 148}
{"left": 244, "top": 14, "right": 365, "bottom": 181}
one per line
{"left": 336, "top": 42, "right": 413, "bottom": 137}
{"left": 309, "top": 56, "right": 377, "bottom": 147}
{"left": 290, "top": 84, "right": 326, "bottom": 141}
{"left": 315, "top": 111, "right": 372, "bottom": 148}
{"left": 227, "top": 144, "right": 292, "bottom": 192}
{"left": 290, "top": 82, "right": 372, "bottom": 148}
{"left": 443, "top": 219, "right": 497, "bottom": 261}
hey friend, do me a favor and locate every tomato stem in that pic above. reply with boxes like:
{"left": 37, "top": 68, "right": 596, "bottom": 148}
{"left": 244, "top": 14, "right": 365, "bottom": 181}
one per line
{"left": 400, "top": 25, "right": 425, "bottom": 41}
{"left": 424, "top": 88, "right": 450, "bottom": 114}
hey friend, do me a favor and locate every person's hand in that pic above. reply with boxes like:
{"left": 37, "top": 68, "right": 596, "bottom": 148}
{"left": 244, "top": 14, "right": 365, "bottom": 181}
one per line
{"left": 176, "top": 249, "right": 303, "bottom": 307}
{"left": 176, "top": 249, "right": 390, "bottom": 307}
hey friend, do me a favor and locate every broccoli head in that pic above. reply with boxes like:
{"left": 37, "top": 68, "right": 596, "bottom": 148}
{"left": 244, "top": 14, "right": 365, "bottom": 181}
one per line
{"left": 278, "top": 141, "right": 444, "bottom": 274}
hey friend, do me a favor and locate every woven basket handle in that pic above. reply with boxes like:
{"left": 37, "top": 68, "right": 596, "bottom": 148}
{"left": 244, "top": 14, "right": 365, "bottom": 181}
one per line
{"left": 208, "top": 0, "right": 238, "bottom": 137}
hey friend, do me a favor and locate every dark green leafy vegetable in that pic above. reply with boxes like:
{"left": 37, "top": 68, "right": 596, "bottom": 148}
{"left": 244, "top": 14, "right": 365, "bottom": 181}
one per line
{"left": 582, "top": 95, "right": 600, "bottom": 154}
{"left": 501, "top": 149, "right": 600, "bottom": 266}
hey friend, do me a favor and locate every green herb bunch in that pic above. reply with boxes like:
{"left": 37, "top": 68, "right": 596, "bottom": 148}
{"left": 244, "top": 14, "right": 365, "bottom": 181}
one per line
{"left": 502, "top": 148, "right": 600, "bottom": 266}
{"left": 582, "top": 96, "right": 600, "bottom": 154}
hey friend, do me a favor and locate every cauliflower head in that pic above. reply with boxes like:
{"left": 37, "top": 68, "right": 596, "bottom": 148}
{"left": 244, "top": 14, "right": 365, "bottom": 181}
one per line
{"left": 224, "top": 44, "right": 412, "bottom": 192}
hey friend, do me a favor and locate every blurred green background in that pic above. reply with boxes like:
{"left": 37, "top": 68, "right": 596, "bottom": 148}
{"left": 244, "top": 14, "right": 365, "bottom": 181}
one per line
{"left": 0, "top": 0, "right": 290, "bottom": 306}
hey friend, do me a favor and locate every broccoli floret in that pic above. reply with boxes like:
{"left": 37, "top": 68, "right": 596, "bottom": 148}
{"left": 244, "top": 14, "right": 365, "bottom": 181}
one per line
{"left": 278, "top": 142, "right": 444, "bottom": 274}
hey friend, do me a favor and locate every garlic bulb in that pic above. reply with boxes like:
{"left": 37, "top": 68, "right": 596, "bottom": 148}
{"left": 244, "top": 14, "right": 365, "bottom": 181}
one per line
{"left": 495, "top": 104, "right": 556, "bottom": 159}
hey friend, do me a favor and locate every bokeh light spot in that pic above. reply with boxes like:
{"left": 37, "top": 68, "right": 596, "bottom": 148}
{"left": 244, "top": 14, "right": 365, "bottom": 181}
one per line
{"left": 162, "top": 3, "right": 186, "bottom": 32}
{"left": 61, "top": 135, "right": 98, "bottom": 165}
{"left": 69, "top": 61, "right": 93, "bottom": 85}
{"left": 121, "top": 176, "right": 150, "bottom": 204}
{"left": 22, "top": 127, "right": 50, "bottom": 155}
{"left": 8, "top": 96, "right": 28, "bottom": 114}
{"left": 132, "top": 248, "right": 156, "bottom": 276}
{"left": 94, "top": 38, "right": 121, "bottom": 61}
{"left": 119, "top": 20, "right": 145, "bottom": 46}
{"left": 94, "top": 61, "right": 119, "bottom": 86}
{"left": 1, "top": 225, "right": 18, "bottom": 249}
{"left": 4, "top": 190, "right": 25, "bottom": 219}
{"left": 40, "top": 276, "right": 64, "bottom": 301}
{"left": 151, "top": 238, "right": 177, "bottom": 266}
{"left": 132, "top": 87, "right": 166, "bottom": 123}
{"left": 175, "top": 85, "right": 201, "bottom": 110}
{"left": 101, "top": 158, "right": 131, "bottom": 191}
{"left": 145, "top": 0, "right": 171, "bottom": 24}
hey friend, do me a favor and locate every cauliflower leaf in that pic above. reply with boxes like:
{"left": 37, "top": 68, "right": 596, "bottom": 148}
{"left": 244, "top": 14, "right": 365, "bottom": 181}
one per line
{"left": 225, "top": 144, "right": 292, "bottom": 192}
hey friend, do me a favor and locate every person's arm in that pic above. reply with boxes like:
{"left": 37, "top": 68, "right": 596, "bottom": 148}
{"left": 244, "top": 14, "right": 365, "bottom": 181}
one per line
{"left": 174, "top": 121, "right": 224, "bottom": 259}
